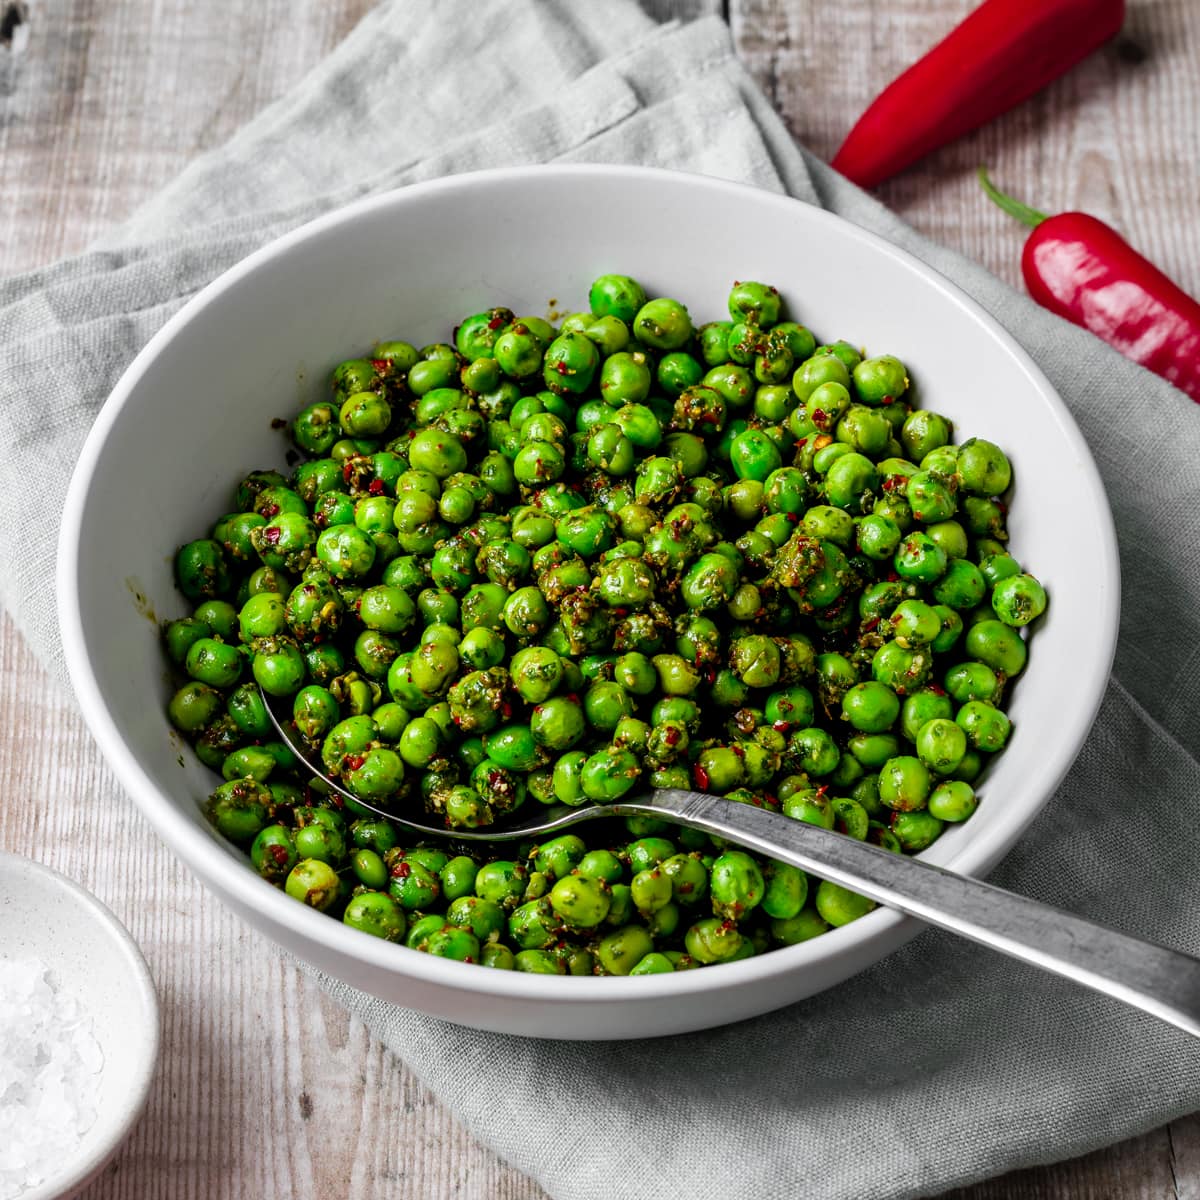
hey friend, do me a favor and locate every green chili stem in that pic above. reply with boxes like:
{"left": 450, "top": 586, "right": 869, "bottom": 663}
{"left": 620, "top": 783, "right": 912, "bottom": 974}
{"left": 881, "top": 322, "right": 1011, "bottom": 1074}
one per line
{"left": 977, "top": 168, "right": 1048, "bottom": 229}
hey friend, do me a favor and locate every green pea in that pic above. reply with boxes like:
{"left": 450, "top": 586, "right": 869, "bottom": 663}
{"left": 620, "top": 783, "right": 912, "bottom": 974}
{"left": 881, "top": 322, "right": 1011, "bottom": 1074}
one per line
{"left": 980, "top": 552, "right": 1022, "bottom": 587}
{"left": 933, "top": 559, "right": 987, "bottom": 610}
{"left": 915, "top": 718, "right": 968, "bottom": 774}
{"left": 761, "top": 861, "right": 808, "bottom": 920}
{"left": 841, "top": 681, "right": 900, "bottom": 734}
{"left": 965, "top": 619, "right": 1028, "bottom": 676}
{"left": 530, "top": 696, "right": 585, "bottom": 751}
{"left": 185, "top": 637, "right": 242, "bottom": 688}
{"left": 956, "top": 700, "right": 1012, "bottom": 752}
{"left": 856, "top": 514, "right": 902, "bottom": 560}
{"left": 815, "top": 880, "right": 876, "bottom": 927}
{"left": 836, "top": 405, "right": 892, "bottom": 456}
{"left": 944, "top": 661, "right": 1001, "bottom": 704}
{"left": 852, "top": 355, "right": 908, "bottom": 404}
{"left": 481, "top": 723, "right": 541, "bottom": 772}
{"left": 823, "top": 452, "right": 879, "bottom": 511}
{"left": 991, "top": 573, "right": 1048, "bottom": 627}
{"left": 957, "top": 438, "right": 1012, "bottom": 496}
{"left": 878, "top": 755, "right": 932, "bottom": 811}
{"left": 508, "top": 898, "right": 561, "bottom": 950}
{"left": 589, "top": 274, "right": 647, "bottom": 323}
{"left": 549, "top": 874, "right": 612, "bottom": 927}
{"left": 792, "top": 353, "right": 850, "bottom": 403}
{"left": 343, "top": 747, "right": 405, "bottom": 801}
{"left": 710, "top": 851, "right": 765, "bottom": 919}
{"left": 168, "top": 682, "right": 222, "bottom": 734}
{"left": 342, "top": 892, "right": 406, "bottom": 941}
{"left": 894, "top": 532, "right": 948, "bottom": 584}
{"left": 892, "top": 810, "right": 945, "bottom": 852}
{"left": 581, "top": 746, "right": 641, "bottom": 801}
{"left": 204, "top": 778, "right": 270, "bottom": 843}
{"left": 788, "top": 726, "right": 840, "bottom": 777}
{"left": 175, "top": 538, "right": 231, "bottom": 601}
{"left": 316, "top": 524, "right": 377, "bottom": 580}
{"left": 388, "top": 858, "right": 442, "bottom": 911}
{"left": 339, "top": 391, "right": 391, "bottom": 438}
{"left": 683, "top": 917, "right": 743, "bottom": 964}
{"left": 900, "top": 409, "right": 951, "bottom": 460}
{"left": 681, "top": 553, "right": 740, "bottom": 611}
{"left": 771, "top": 906, "right": 831, "bottom": 945}
{"left": 726, "top": 634, "right": 778, "bottom": 688}
{"left": 541, "top": 330, "right": 599, "bottom": 396}
{"left": 729, "top": 429, "right": 783, "bottom": 482}
{"left": 250, "top": 825, "right": 298, "bottom": 883}
{"left": 285, "top": 859, "right": 341, "bottom": 912}
{"left": 900, "top": 688, "right": 954, "bottom": 742}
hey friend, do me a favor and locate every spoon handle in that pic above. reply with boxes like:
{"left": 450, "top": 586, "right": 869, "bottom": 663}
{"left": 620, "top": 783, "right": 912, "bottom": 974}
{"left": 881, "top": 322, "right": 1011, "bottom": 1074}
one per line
{"left": 641, "top": 789, "right": 1200, "bottom": 1039}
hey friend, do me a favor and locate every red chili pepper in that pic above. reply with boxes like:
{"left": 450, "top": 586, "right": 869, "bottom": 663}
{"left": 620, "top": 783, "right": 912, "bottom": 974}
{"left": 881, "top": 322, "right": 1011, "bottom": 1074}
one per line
{"left": 831, "top": 0, "right": 1124, "bottom": 189}
{"left": 980, "top": 169, "right": 1200, "bottom": 402}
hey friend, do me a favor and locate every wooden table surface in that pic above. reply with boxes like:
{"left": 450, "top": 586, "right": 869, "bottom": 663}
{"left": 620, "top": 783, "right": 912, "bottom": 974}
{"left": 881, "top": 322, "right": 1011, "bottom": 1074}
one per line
{"left": 2, "top": 1, "right": 1198, "bottom": 1197}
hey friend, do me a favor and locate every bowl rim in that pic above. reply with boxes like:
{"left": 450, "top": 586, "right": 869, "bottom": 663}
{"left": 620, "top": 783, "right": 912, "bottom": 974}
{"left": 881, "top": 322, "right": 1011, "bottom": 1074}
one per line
{"left": 0, "top": 851, "right": 160, "bottom": 1199}
{"left": 57, "top": 162, "right": 1120, "bottom": 1007}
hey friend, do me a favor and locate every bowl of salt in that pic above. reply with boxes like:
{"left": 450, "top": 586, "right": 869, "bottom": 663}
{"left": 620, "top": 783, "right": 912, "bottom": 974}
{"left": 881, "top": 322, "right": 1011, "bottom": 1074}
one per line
{"left": 0, "top": 853, "right": 158, "bottom": 1200}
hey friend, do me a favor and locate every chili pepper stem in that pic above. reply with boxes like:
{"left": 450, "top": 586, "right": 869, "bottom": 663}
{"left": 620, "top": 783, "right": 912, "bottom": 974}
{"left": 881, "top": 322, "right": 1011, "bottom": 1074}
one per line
{"left": 977, "top": 168, "right": 1049, "bottom": 228}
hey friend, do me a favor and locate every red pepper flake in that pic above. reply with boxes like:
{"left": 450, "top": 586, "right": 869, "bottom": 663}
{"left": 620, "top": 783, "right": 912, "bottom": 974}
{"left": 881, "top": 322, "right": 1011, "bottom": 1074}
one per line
{"left": 772, "top": 720, "right": 790, "bottom": 733}
{"left": 816, "top": 784, "right": 829, "bottom": 797}
{"left": 664, "top": 726, "right": 681, "bottom": 746}
{"left": 262, "top": 526, "right": 281, "bottom": 544}
{"left": 368, "top": 479, "right": 385, "bottom": 495}
{"left": 693, "top": 764, "right": 710, "bottom": 790}
{"left": 268, "top": 844, "right": 290, "bottom": 866}
{"left": 342, "top": 462, "right": 354, "bottom": 483}
{"left": 344, "top": 754, "right": 365, "bottom": 771}
{"left": 370, "top": 358, "right": 390, "bottom": 371}
{"left": 555, "top": 361, "right": 568, "bottom": 375}
{"left": 501, "top": 701, "right": 513, "bottom": 719}
{"left": 812, "top": 409, "right": 829, "bottom": 428}
{"left": 929, "top": 683, "right": 946, "bottom": 696}
{"left": 863, "top": 617, "right": 880, "bottom": 633}
{"left": 487, "top": 316, "right": 505, "bottom": 330}
{"left": 881, "top": 476, "right": 895, "bottom": 492}
{"left": 880, "top": 394, "right": 895, "bottom": 406}
{"left": 731, "top": 745, "right": 745, "bottom": 759}
{"left": 886, "top": 571, "right": 900, "bottom": 582}
{"left": 260, "top": 503, "right": 280, "bottom": 519}
{"left": 391, "top": 861, "right": 412, "bottom": 879}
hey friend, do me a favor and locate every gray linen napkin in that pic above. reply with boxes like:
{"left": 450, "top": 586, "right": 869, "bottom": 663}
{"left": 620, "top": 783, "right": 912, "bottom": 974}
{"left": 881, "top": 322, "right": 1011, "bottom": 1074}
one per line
{"left": 4, "top": 3, "right": 1200, "bottom": 1198}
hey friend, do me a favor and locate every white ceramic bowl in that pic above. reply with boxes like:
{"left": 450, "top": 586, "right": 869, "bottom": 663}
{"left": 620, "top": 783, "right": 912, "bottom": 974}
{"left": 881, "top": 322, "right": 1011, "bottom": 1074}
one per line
{"left": 58, "top": 165, "right": 1119, "bottom": 1039}
{"left": 0, "top": 853, "right": 159, "bottom": 1198}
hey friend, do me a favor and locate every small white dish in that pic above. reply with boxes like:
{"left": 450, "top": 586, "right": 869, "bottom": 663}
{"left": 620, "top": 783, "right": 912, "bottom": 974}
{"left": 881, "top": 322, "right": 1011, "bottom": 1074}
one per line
{"left": 0, "top": 853, "right": 159, "bottom": 1200}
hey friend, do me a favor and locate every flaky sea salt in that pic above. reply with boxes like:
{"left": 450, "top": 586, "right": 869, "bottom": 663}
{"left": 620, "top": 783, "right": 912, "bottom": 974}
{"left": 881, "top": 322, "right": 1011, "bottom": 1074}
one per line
{"left": 0, "top": 958, "right": 104, "bottom": 1199}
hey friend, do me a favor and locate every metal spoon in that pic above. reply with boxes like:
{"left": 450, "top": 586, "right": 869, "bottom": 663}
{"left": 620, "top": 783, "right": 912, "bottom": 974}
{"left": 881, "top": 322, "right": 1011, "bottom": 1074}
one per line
{"left": 262, "top": 687, "right": 1200, "bottom": 1038}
